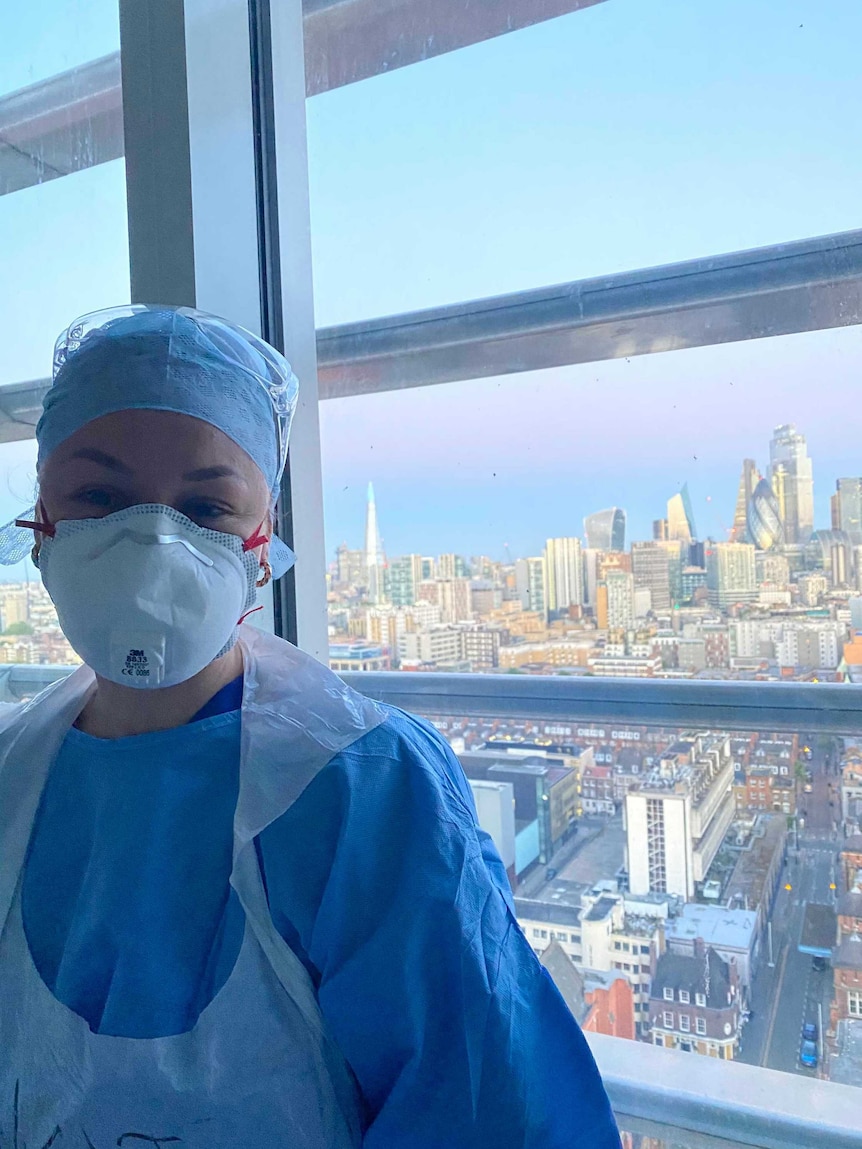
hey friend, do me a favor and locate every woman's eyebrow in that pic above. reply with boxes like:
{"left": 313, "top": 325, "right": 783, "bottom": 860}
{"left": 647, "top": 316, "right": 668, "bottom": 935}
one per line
{"left": 182, "top": 465, "right": 247, "bottom": 483}
{"left": 68, "top": 447, "right": 134, "bottom": 475}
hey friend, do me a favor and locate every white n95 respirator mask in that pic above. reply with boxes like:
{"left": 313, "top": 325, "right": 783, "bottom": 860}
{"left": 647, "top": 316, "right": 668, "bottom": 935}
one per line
{"left": 37, "top": 505, "right": 265, "bottom": 688}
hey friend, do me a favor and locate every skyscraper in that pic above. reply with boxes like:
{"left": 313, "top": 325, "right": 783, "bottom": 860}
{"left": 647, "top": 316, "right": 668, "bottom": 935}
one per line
{"left": 584, "top": 507, "right": 626, "bottom": 551}
{"left": 515, "top": 557, "right": 547, "bottom": 616}
{"left": 667, "top": 483, "right": 697, "bottom": 543}
{"left": 388, "top": 554, "right": 423, "bottom": 606}
{"left": 604, "top": 570, "right": 635, "bottom": 629}
{"left": 544, "top": 537, "right": 583, "bottom": 614}
{"left": 631, "top": 542, "right": 672, "bottom": 612}
{"left": 768, "top": 425, "right": 814, "bottom": 545}
{"left": 834, "top": 479, "right": 862, "bottom": 546}
{"left": 705, "top": 543, "right": 757, "bottom": 608}
{"left": 730, "top": 459, "right": 759, "bottom": 542}
{"left": 747, "top": 478, "right": 784, "bottom": 551}
{"left": 364, "top": 481, "right": 386, "bottom": 604}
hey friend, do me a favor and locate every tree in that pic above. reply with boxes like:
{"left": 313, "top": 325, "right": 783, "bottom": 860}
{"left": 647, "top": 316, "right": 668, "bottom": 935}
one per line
{"left": 4, "top": 620, "right": 33, "bottom": 636}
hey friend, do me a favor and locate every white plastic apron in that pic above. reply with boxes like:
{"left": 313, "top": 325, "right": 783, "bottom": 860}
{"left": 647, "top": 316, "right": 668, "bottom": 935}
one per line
{"left": 0, "top": 625, "right": 386, "bottom": 1147}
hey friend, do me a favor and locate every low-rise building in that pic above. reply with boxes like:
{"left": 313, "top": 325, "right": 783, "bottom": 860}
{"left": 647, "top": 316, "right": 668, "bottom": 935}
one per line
{"left": 665, "top": 903, "right": 758, "bottom": 990}
{"left": 841, "top": 757, "right": 862, "bottom": 828}
{"left": 831, "top": 934, "right": 862, "bottom": 1027}
{"left": 836, "top": 890, "right": 862, "bottom": 937}
{"left": 722, "top": 814, "right": 787, "bottom": 951}
{"left": 517, "top": 882, "right": 668, "bottom": 1037}
{"left": 581, "top": 762, "right": 616, "bottom": 815}
{"left": 841, "top": 835, "right": 862, "bottom": 891}
{"left": 649, "top": 947, "right": 741, "bottom": 1059}
{"left": 538, "top": 941, "right": 637, "bottom": 1041}
{"left": 328, "top": 643, "right": 390, "bottom": 672}
{"left": 743, "top": 766, "right": 796, "bottom": 815}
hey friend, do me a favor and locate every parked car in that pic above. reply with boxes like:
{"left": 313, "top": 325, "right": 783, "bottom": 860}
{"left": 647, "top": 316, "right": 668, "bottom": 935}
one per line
{"left": 545, "top": 867, "right": 558, "bottom": 881}
{"left": 800, "top": 1039, "right": 818, "bottom": 1068}
{"left": 802, "top": 1022, "right": 818, "bottom": 1043}
{"left": 812, "top": 956, "right": 828, "bottom": 972}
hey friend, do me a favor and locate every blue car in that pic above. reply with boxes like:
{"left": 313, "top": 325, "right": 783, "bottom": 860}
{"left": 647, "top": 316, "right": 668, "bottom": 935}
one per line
{"left": 800, "top": 1039, "right": 818, "bottom": 1068}
{"left": 802, "top": 1022, "right": 818, "bottom": 1043}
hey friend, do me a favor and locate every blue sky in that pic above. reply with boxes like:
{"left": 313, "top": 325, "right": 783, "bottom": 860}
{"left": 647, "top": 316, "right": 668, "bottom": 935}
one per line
{"left": 1, "top": 0, "right": 861, "bottom": 562}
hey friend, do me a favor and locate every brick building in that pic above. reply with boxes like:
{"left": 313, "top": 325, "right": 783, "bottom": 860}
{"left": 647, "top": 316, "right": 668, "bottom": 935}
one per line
{"left": 841, "top": 835, "right": 862, "bottom": 892}
{"left": 649, "top": 946, "right": 741, "bottom": 1059}
{"left": 831, "top": 934, "right": 862, "bottom": 1027}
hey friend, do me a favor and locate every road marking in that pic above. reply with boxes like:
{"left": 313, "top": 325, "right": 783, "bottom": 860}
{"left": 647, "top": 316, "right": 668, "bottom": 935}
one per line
{"left": 761, "top": 941, "right": 790, "bottom": 1068}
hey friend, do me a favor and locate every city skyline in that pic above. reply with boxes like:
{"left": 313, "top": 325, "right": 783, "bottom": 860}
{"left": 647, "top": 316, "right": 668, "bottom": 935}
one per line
{"left": 329, "top": 413, "right": 857, "bottom": 566}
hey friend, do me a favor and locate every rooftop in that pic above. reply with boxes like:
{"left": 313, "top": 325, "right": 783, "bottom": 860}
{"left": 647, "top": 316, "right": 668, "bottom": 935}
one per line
{"left": 584, "top": 895, "right": 620, "bottom": 923}
{"left": 723, "top": 814, "right": 787, "bottom": 913}
{"left": 799, "top": 903, "right": 838, "bottom": 956}
{"left": 829, "top": 1018, "right": 862, "bottom": 1088}
{"left": 539, "top": 940, "right": 588, "bottom": 1023}
{"left": 666, "top": 903, "right": 757, "bottom": 951}
{"left": 837, "top": 890, "right": 862, "bottom": 919}
{"left": 651, "top": 948, "right": 733, "bottom": 1009}
{"left": 833, "top": 933, "right": 862, "bottom": 971}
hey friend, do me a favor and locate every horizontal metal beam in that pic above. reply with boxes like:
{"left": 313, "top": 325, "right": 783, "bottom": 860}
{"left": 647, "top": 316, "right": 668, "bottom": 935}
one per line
{"left": 7, "top": 229, "right": 862, "bottom": 440}
{"left": 0, "top": 53, "right": 123, "bottom": 196}
{"left": 0, "top": 0, "right": 605, "bottom": 196}
{"left": 10, "top": 662, "right": 862, "bottom": 738}
{"left": 317, "top": 229, "right": 862, "bottom": 398}
{"left": 588, "top": 1032, "right": 862, "bottom": 1149}
{"left": 303, "top": 0, "right": 607, "bottom": 95}
{"left": 0, "top": 379, "right": 50, "bottom": 443}
{"left": 338, "top": 670, "right": 862, "bottom": 736}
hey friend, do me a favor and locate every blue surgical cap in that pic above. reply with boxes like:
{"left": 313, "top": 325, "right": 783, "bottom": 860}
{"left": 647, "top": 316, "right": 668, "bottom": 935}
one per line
{"left": 32, "top": 305, "right": 298, "bottom": 577}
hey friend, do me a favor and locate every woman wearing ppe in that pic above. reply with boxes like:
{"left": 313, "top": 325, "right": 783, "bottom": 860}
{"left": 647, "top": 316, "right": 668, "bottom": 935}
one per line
{"left": 0, "top": 306, "right": 620, "bottom": 1148}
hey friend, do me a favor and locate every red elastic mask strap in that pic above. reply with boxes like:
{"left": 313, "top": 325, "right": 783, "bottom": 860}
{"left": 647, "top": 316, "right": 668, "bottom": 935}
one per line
{"left": 238, "top": 605, "right": 264, "bottom": 625}
{"left": 242, "top": 523, "right": 270, "bottom": 553}
{"left": 15, "top": 518, "right": 56, "bottom": 538}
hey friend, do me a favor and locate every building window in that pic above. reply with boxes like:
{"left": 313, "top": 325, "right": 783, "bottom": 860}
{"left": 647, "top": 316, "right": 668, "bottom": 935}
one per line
{"left": 540, "top": 930, "right": 548, "bottom": 939}
{"left": 641, "top": 945, "right": 650, "bottom": 955}
{"left": 663, "top": 1011, "right": 674, "bottom": 1029}
{"left": 570, "top": 933, "right": 580, "bottom": 944}
{"left": 696, "top": 1018, "right": 707, "bottom": 1036}
{"left": 696, "top": 993, "right": 706, "bottom": 1007}
{"left": 849, "top": 990, "right": 862, "bottom": 1017}
{"left": 624, "top": 963, "right": 631, "bottom": 972}
{"left": 663, "top": 987, "right": 673, "bottom": 1001}
{"left": 614, "top": 941, "right": 621, "bottom": 951}
{"left": 623, "top": 942, "right": 630, "bottom": 952}
{"left": 679, "top": 1014, "right": 691, "bottom": 1032}
{"left": 532, "top": 929, "right": 542, "bottom": 938}
{"left": 679, "top": 990, "right": 690, "bottom": 1004}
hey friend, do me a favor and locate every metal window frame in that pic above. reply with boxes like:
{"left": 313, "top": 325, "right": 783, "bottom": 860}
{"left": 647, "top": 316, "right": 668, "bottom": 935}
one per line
{"left": 0, "top": 1, "right": 607, "bottom": 197}
{"left": 588, "top": 1032, "right": 862, "bottom": 1149}
{"left": 338, "top": 669, "right": 862, "bottom": 736}
{"left": 116, "top": 0, "right": 326, "bottom": 654}
{"left": 5, "top": 227, "right": 862, "bottom": 430}
{"left": 317, "top": 228, "right": 862, "bottom": 398}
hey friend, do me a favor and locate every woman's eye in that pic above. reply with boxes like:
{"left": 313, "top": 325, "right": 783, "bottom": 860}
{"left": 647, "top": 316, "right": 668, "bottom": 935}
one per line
{"left": 74, "top": 489, "right": 118, "bottom": 509}
{"left": 185, "top": 502, "right": 230, "bottom": 522}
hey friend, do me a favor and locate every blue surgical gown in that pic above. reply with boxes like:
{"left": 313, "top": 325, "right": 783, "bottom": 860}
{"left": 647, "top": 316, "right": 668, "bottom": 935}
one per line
{"left": 22, "top": 678, "right": 619, "bottom": 1147}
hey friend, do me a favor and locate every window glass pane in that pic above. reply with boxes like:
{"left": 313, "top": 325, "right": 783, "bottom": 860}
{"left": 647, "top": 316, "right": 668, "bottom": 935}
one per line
{"left": 322, "top": 325, "right": 862, "bottom": 685}
{"left": 0, "top": 4, "right": 127, "bottom": 678}
{"left": 341, "top": 695, "right": 858, "bottom": 1080}
{"left": 307, "top": 0, "right": 862, "bottom": 324}
{"left": 0, "top": 1, "right": 119, "bottom": 96}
